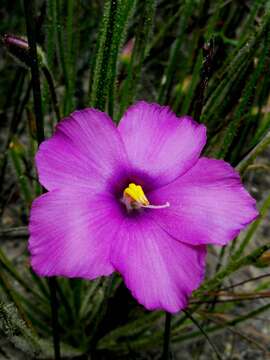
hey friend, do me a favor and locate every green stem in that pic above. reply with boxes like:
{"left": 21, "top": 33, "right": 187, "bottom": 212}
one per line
{"left": 64, "top": 0, "right": 76, "bottom": 115}
{"left": 183, "top": 310, "right": 222, "bottom": 360}
{"left": 23, "top": 0, "right": 44, "bottom": 144}
{"left": 158, "top": 0, "right": 195, "bottom": 105}
{"left": 174, "top": 303, "right": 270, "bottom": 344}
{"left": 0, "top": 226, "right": 28, "bottom": 239}
{"left": 56, "top": 0, "right": 69, "bottom": 92}
{"left": 107, "top": 0, "right": 136, "bottom": 118}
{"left": 24, "top": 1, "right": 60, "bottom": 358}
{"left": 9, "top": 140, "right": 32, "bottom": 208}
{"left": 118, "top": 0, "right": 156, "bottom": 119}
{"left": 236, "top": 129, "right": 270, "bottom": 174}
{"left": 44, "top": 0, "right": 57, "bottom": 126}
{"left": 162, "top": 312, "right": 172, "bottom": 360}
{"left": 89, "top": 275, "right": 117, "bottom": 353}
{"left": 89, "top": 0, "right": 117, "bottom": 111}
{"left": 42, "top": 66, "right": 61, "bottom": 121}
{"left": 195, "top": 244, "right": 270, "bottom": 297}
{"left": 48, "top": 278, "right": 61, "bottom": 360}
{"left": 232, "top": 192, "right": 270, "bottom": 260}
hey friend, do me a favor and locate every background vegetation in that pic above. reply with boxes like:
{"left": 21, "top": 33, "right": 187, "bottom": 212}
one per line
{"left": 1, "top": 0, "right": 270, "bottom": 359}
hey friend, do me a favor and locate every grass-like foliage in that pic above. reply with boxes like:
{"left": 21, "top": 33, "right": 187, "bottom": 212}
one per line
{"left": 1, "top": 0, "right": 270, "bottom": 359}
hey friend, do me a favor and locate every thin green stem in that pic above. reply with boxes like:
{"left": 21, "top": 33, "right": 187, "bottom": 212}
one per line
{"left": 118, "top": 0, "right": 156, "bottom": 118}
{"left": 23, "top": 0, "right": 44, "bottom": 144}
{"left": 24, "top": 1, "right": 60, "bottom": 358}
{"left": 89, "top": 0, "right": 116, "bottom": 111}
{"left": 158, "top": 0, "right": 195, "bottom": 105}
{"left": 162, "top": 312, "right": 172, "bottom": 360}
{"left": 220, "top": 273, "right": 270, "bottom": 291}
{"left": 89, "top": 275, "right": 117, "bottom": 354}
{"left": 44, "top": 0, "right": 57, "bottom": 126}
{"left": 64, "top": 0, "right": 76, "bottom": 115}
{"left": 232, "top": 192, "right": 270, "bottom": 260}
{"left": 183, "top": 310, "right": 222, "bottom": 360}
{"left": 191, "top": 39, "right": 214, "bottom": 121}
{"left": 48, "top": 278, "right": 61, "bottom": 360}
{"left": 173, "top": 303, "right": 270, "bottom": 344}
{"left": 236, "top": 129, "right": 270, "bottom": 174}
{"left": 107, "top": 0, "right": 136, "bottom": 118}
{"left": 9, "top": 140, "right": 32, "bottom": 208}
{"left": 42, "top": 66, "right": 61, "bottom": 121}
{"left": 56, "top": 0, "right": 68, "bottom": 89}
{"left": 195, "top": 244, "right": 270, "bottom": 297}
{"left": 47, "top": 0, "right": 57, "bottom": 69}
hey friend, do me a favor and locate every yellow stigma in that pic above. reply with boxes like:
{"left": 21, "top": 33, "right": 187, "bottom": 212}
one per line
{"left": 123, "top": 183, "right": 149, "bottom": 206}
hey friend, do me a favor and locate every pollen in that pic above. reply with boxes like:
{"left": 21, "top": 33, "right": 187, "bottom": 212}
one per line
{"left": 124, "top": 183, "right": 150, "bottom": 206}
{"left": 122, "top": 183, "right": 170, "bottom": 211}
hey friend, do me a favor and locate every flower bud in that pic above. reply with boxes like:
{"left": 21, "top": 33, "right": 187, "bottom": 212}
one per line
{"left": 120, "top": 38, "right": 134, "bottom": 64}
{"left": 3, "top": 34, "right": 46, "bottom": 68}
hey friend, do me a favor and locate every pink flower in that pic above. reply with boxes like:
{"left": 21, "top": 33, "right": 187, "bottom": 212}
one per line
{"left": 29, "top": 102, "right": 258, "bottom": 313}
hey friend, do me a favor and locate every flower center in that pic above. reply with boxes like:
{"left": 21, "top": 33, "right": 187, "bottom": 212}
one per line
{"left": 122, "top": 183, "right": 170, "bottom": 211}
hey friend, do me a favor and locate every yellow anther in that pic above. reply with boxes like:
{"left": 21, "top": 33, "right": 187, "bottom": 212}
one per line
{"left": 123, "top": 183, "right": 149, "bottom": 206}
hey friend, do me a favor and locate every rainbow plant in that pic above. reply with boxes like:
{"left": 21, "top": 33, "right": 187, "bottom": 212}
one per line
{"left": 29, "top": 101, "right": 258, "bottom": 313}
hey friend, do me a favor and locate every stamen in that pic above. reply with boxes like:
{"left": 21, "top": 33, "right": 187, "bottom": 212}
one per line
{"left": 123, "top": 183, "right": 149, "bottom": 206}
{"left": 122, "top": 183, "right": 170, "bottom": 211}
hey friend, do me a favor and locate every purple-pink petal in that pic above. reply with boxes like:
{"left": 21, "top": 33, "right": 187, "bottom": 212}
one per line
{"left": 29, "top": 188, "right": 124, "bottom": 279}
{"left": 36, "top": 108, "right": 129, "bottom": 192}
{"left": 148, "top": 157, "right": 258, "bottom": 246}
{"left": 28, "top": 100, "right": 259, "bottom": 314}
{"left": 111, "top": 216, "right": 206, "bottom": 313}
{"left": 118, "top": 101, "right": 207, "bottom": 187}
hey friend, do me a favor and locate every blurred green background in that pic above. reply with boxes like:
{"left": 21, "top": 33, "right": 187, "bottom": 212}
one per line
{"left": 1, "top": 1, "right": 270, "bottom": 359}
